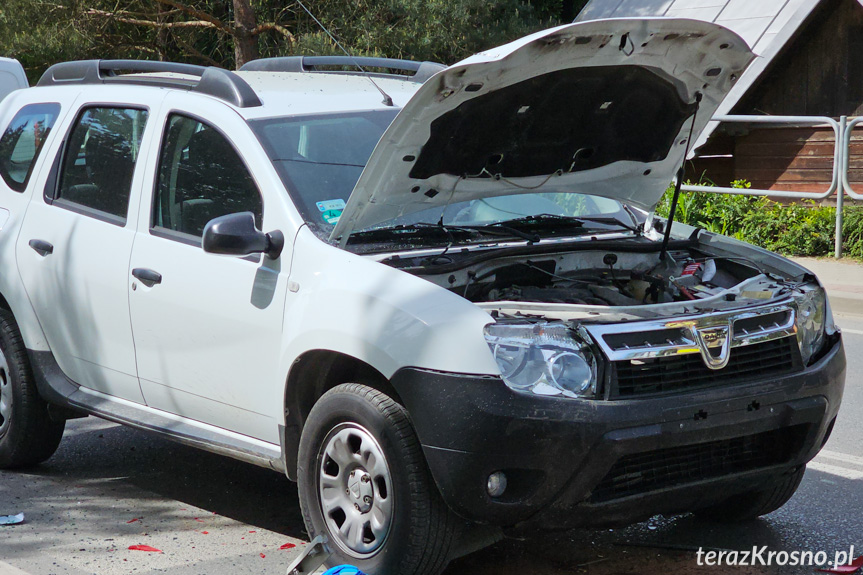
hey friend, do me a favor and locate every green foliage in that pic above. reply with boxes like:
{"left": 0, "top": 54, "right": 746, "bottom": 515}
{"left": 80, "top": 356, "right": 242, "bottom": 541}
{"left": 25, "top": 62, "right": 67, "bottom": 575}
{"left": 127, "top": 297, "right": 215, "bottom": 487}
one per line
{"left": 0, "top": 0, "right": 588, "bottom": 81}
{"left": 657, "top": 180, "right": 863, "bottom": 259}
{"left": 265, "top": 0, "right": 567, "bottom": 66}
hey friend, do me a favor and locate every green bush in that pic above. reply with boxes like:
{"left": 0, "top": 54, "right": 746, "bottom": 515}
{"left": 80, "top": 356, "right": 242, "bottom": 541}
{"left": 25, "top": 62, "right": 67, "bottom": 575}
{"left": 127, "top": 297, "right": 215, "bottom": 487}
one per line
{"left": 656, "top": 181, "right": 863, "bottom": 259}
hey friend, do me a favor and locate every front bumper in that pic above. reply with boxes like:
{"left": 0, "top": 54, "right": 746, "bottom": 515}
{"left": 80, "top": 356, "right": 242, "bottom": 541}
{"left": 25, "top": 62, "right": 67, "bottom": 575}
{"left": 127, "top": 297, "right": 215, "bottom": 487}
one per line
{"left": 389, "top": 335, "right": 845, "bottom": 530}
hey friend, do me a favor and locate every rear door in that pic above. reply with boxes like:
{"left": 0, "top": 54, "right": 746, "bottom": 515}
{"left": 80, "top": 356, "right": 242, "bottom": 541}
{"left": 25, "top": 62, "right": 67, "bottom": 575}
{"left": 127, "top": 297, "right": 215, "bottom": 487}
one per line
{"left": 17, "top": 92, "right": 159, "bottom": 402}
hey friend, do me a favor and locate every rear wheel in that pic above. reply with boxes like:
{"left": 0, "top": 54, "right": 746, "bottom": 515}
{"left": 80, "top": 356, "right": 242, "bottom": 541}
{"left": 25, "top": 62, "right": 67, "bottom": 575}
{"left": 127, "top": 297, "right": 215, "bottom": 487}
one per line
{"left": 297, "top": 383, "right": 458, "bottom": 575}
{"left": 0, "top": 308, "right": 65, "bottom": 468}
{"left": 695, "top": 466, "right": 806, "bottom": 522}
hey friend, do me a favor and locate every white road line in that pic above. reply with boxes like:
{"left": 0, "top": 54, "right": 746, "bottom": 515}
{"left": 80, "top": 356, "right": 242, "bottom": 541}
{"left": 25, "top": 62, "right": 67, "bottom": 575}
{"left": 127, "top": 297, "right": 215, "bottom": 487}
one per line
{"left": 0, "top": 561, "right": 31, "bottom": 575}
{"left": 808, "top": 461, "right": 863, "bottom": 480}
{"left": 818, "top": 450, "right": 863, "bottom": 468}
{"left": 839, "top": 327, "right": 863, "bottom": 335}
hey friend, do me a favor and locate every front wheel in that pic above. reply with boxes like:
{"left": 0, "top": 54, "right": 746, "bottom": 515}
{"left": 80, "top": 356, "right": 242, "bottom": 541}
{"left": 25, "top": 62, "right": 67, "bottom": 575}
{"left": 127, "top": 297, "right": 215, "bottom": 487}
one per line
{"left": 297, "top": 384, "right": 458, "bottom": 575}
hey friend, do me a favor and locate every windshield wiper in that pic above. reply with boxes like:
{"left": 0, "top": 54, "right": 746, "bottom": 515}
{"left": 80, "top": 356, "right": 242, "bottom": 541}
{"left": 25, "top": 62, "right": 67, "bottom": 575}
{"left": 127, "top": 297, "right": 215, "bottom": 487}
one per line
{"left": 487, "top": 213, "right": 639, "bottom": 234}
{"left": 349, "top": 221, "right": 540, "bottom": 244}
{"left": 456, "top": 223, "right": 540, "bottom": 243}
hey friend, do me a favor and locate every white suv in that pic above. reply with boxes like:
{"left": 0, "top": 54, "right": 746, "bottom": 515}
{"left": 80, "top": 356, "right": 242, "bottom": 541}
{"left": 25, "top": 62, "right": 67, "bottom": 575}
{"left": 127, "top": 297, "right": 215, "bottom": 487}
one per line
{"left": 0, "top": 19, "right": 845, "bottom": 575}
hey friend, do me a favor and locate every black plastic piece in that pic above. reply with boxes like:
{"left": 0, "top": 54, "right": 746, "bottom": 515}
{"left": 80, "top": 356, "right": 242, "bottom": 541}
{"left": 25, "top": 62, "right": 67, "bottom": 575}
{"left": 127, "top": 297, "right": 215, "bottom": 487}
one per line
{"left": 202, "top": 212, "right": 284, "bottom": 259}
{"left": 28, "top": 239, "right": 53, "bottom": 257}
{"left": 240, "top": 56, "right": 445, "bottom": 83}
{"left": 196, "top": 67, "right": 262, "bottom": 109}
{"left": 37, "top": 60, "right": 262, "bottom": 108}
{"left": 132, "top": 268, "right": 163, "bottom": 287}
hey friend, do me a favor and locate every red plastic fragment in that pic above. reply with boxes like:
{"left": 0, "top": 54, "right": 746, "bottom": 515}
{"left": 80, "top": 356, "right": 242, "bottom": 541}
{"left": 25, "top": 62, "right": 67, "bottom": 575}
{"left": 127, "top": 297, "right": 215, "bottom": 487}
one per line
{"left": 126, "top": 518, "right": 140, "bottom": 524}
{"left": 128, "top": 545, "right": 163, "bottom": 553}
{"left": 280, "top": 543, "right": 296, "bottom": 550}
{"left": 201, "top": 531, "right": 209, "bottom": 535}
{"left": 260, "top": 553, "right": 266, "bottom": 558}
{"left": 817, "top": 557, "right": 863, "bottom": 575}
{"left": 249, "top": 530, "right": 256, "bottom": 533}
{"left": 194, "top": 518, "right": 205, "bottom": 523}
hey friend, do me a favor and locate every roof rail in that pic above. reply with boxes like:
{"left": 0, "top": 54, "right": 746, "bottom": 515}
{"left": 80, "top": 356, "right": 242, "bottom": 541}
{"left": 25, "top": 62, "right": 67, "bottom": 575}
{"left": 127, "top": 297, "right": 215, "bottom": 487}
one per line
{"left": 240, "top": 56, "right": 446, "bottom": 83}
{"left": 37, "top": 60, "right": 262, "bottom": 108}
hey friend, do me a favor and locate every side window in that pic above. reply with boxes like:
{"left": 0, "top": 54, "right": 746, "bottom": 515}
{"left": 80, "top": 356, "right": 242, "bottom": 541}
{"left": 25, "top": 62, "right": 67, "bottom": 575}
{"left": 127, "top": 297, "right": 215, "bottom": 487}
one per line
{"left": 56, "top": 107, "right": 148, "bottom": 220}
{"left": 152, "top": 114, "right": 262, "bottom": 239}
{"left": 0, "top": 103, "right": 60, "bottom": 192}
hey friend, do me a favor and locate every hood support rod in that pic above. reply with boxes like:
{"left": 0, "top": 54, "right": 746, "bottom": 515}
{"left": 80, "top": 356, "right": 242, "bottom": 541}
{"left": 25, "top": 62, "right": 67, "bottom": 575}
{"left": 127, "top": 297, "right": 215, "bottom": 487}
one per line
{"left": 659, "top": 92, "right": 702, "bottom": 262}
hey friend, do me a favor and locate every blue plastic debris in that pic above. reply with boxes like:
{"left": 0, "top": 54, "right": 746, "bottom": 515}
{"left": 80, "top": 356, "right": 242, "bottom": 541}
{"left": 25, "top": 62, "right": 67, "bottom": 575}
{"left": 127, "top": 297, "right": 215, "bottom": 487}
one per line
{"left": 323, "top": 566, "right": 367, "bottom": 575}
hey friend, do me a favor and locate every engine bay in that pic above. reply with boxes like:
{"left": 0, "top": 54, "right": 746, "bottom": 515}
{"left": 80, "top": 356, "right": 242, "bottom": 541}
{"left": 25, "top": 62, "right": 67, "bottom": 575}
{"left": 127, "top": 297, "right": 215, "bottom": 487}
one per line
{"left": 382, "top": 241, "right": 805, "bottom": 313}
{"left": 469, "top": 252, "right": 759, "bottom": 306}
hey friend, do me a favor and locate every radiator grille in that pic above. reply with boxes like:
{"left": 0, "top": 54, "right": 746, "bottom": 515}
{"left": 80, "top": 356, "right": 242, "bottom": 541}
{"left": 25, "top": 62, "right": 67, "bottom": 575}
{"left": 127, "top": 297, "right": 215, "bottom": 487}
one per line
{"left": 611, "top": 336, "right": 801, "bottom": 398}
{"left": 588, "top": 425, "right": 807, "bottom": 503}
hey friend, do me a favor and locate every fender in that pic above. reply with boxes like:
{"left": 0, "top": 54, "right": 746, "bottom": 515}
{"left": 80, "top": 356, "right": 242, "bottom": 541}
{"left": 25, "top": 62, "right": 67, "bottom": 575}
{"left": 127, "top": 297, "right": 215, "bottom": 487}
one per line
{"left": 280, "top": 226, "right": 499, "bottom": 383}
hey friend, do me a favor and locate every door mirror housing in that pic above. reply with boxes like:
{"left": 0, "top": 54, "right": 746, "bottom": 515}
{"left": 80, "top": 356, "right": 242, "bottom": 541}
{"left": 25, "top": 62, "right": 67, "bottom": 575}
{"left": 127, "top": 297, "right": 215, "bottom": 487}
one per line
{"left": 202, "top": 212, "right": 284, "bottom": 259}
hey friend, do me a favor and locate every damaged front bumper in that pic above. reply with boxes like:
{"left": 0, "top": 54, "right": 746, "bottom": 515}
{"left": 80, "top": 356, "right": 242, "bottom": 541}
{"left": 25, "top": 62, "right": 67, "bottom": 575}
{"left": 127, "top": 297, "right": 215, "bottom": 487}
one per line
{"left": 389, "top": 334, "right": 845, "bottom": 530}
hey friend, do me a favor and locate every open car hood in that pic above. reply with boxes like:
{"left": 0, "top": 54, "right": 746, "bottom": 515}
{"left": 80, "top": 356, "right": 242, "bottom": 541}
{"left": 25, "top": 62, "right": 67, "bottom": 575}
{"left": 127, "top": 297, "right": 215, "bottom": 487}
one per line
{"left": 331, "top": 18, "right": 754, "bottom": 244}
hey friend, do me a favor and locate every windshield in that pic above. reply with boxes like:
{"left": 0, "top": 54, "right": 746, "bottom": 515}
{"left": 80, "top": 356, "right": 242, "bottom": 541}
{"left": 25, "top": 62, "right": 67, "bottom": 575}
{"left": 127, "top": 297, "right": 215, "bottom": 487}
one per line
{"left": 250, "top": 110, "right": 399, "bottom": 234}
{"left": 374, "top": 192, "right": 627, "bottom": 229}
{"left": 251, "top": 111, "right": 630, "bottom": 242}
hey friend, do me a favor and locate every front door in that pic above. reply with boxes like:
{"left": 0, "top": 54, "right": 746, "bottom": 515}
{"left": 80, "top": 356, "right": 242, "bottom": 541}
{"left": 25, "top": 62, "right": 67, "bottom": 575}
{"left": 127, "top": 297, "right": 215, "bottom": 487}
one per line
{"left": 128, "top": 98, "right": 291, "bottom": 443}
{"left": 17, "top": 103, "right": 153, "bottom": 402}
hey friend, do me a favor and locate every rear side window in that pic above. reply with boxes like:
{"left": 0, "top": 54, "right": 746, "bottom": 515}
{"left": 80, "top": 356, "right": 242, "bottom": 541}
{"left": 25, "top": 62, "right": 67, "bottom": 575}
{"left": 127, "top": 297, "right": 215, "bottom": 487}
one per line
{"left": 152, "top": 113, "right": 262, "bottom": 239}
{"left": 56, "top": 107, "right": 148, "bottom": 221}
{"left": 0, "top": 103, "right": 60, "bottom": 192}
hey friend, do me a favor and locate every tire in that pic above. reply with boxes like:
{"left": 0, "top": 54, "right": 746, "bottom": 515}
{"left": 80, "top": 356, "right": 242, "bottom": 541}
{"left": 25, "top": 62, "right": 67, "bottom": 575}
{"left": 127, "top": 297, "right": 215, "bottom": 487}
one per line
{"left": 695, "top": 466, "right": 806, "bottom": 522}
{"left": 0, "top": 308, "right": 65, "bottom": 468}
{"left": 297, "top": 383, "right": 458, "bottom": 575}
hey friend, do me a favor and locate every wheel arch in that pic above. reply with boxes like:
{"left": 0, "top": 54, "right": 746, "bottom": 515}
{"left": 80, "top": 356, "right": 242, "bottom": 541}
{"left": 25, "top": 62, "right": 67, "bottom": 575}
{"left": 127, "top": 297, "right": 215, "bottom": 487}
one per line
{"left": 0, "top": 285, "right": 49, "bottom": 352}
{"left": 281, "top": 349, "right": 402, "bottom": 481}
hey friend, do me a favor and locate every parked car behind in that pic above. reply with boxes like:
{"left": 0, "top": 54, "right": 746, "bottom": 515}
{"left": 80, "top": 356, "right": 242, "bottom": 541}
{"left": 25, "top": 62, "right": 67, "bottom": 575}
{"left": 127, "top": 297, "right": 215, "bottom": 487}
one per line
{"left": 0, "top": 19, "right": 845, "bottom": 575}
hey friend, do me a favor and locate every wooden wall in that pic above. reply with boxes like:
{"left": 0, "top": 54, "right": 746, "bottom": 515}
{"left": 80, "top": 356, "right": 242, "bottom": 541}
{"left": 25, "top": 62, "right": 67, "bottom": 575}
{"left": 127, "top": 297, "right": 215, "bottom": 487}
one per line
{"left": 692, "top": 0, "right": 863, "bottom": 196}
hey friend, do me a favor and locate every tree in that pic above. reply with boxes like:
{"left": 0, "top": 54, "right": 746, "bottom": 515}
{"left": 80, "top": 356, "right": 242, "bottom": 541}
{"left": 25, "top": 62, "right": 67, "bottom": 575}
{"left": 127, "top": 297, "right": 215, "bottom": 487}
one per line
{"left": 0, "top": 0, "right": 592, "bottom": 81}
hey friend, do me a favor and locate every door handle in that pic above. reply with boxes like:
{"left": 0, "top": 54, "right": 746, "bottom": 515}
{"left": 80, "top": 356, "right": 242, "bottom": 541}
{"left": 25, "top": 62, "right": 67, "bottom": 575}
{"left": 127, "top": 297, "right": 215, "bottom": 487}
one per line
{"left": 132, "top": 268, "right": 162, "bottom": 287}
{"left": 28, "top": 239, "right": 53, "bottom": 257}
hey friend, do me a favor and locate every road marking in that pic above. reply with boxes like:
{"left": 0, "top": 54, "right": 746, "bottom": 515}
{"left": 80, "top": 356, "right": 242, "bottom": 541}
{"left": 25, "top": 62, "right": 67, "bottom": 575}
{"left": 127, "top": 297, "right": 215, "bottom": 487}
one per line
{"left": 0, "top": 561, "right": 31, "bottom": 575}
{"left": 808, "top": 461, "right": 863, "bottom": 480}
{"left": 840, "top": 327, "right": 863, "bottom": 335}
{"left": 818, "top": 450, "right": 863, "bottom": 468}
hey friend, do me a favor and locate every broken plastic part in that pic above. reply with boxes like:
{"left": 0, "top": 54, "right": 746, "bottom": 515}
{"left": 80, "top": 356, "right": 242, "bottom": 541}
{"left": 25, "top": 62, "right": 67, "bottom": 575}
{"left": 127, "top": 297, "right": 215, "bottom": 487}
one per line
{"left": 816, "top": 556, "right": 863, "bottom": 574}
{"left": 128, "top": 545, "right": 163, "bottom": 553}
{"left": 286, "top": 535, "right": 332, "bottom": 575}
{"left": 0, "top": 513, "right": 24, "bottom": 525}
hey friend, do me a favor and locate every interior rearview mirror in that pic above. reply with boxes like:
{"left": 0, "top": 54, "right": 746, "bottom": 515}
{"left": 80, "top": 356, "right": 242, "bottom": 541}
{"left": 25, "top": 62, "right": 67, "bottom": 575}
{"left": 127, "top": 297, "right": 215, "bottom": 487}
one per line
{"left": 202, "top": 212, "right": 284, "bottom": 259}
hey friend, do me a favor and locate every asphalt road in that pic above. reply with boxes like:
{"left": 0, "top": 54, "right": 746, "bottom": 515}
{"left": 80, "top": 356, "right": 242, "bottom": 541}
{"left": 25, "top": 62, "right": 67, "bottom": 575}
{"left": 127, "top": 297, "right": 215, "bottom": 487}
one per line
{"left": 2, "top": 314, "right": 861, "bottom": 575}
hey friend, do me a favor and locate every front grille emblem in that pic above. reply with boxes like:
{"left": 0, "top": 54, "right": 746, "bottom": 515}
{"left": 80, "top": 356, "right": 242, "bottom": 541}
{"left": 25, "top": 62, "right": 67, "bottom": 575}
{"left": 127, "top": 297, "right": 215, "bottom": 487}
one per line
{"left": 693, "top": 323, "right": 732, "bottom": 370}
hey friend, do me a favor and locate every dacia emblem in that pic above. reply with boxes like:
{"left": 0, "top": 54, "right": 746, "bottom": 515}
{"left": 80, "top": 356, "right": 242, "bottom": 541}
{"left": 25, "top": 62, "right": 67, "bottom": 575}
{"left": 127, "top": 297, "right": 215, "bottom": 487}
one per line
{"left": 694, "top": 323, "right": 732, "bottom": 370}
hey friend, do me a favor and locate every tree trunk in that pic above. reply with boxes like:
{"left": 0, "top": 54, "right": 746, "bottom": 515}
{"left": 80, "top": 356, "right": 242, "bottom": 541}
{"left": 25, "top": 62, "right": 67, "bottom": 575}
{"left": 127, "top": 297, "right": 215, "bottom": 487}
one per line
{"left": 232, "top": 0, "right": 258, "bottom": 67}
{"left": 156, "top": 3, "right": 170, "bottom": 61}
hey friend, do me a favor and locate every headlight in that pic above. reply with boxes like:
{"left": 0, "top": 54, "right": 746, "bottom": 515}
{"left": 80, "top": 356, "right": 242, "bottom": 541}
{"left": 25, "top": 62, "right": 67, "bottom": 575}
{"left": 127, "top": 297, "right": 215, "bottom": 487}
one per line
{"left": 483, "top": 321, "right": 598, "bottom": 399}
{"left": 792, "top": 286, "right": 828, "bottom": 365}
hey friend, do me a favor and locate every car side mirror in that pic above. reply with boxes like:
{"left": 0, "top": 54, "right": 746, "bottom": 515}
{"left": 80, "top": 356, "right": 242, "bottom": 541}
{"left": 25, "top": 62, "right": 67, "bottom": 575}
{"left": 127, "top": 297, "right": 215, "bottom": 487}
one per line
{"left": 202, "top": 212, "right": 284, "bottom": 260}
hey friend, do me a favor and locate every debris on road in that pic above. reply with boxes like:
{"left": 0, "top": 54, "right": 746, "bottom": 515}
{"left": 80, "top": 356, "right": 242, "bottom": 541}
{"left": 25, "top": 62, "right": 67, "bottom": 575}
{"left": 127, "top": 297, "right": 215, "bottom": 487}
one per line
{"left": 126, "top": 517, "right": 140, "bottom": 524}
{"left": 128, "top": 545, "right": 163, "bottom": 553}
{"left": 324, "top": 567, "right": 367, "bottom": 575}
{"left": 281, "top": 543, "right": 297, "bottom": 550}
{"left": 817, "top": 556, "right": 863, "bottom": 574}
{"left": 0, "top": 513, "right": 24, "bottom": 525}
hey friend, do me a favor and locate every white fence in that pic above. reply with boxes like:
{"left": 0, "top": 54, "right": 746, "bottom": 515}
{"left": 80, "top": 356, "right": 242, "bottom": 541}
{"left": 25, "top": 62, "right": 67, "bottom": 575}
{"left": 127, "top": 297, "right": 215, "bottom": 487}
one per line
{"left": 681, "top": 115, "right": 855, "bottom": 258}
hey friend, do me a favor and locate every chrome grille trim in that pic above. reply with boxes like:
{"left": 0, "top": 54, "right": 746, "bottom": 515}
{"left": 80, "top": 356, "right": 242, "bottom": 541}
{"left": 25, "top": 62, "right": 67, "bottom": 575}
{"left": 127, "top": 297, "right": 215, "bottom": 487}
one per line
{"left": 584, "top": 303, "right": 797, "bottom": 362}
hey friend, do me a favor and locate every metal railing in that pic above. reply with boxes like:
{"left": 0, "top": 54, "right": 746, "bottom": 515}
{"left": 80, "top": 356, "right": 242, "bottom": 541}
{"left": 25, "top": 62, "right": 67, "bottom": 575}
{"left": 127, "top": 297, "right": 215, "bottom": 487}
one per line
{"left": 681, "top": 114, "right": 855, "bottom": 258}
